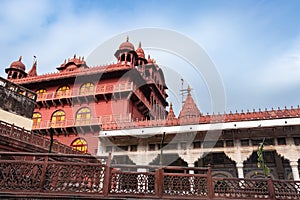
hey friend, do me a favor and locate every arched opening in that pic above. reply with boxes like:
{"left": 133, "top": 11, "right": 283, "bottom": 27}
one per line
{"left": 244, "top": 150, "right": 291, "bottom": 179}
{"left": 79, "top": 82, "right": 94, "bottom": 95}
{"left": 36, "top": 88, "right": 47, "bottom": 98}
{"left": 51, "top": 110, "right": 66, "bottom": 127}
{"left": 71, "top": 138, "right": 88, "bottom": 153}
{"left": 112, "top": 155, "right": 135, "bottom": 165}
{"left": 75, "top": 107, "right": 91, "bottom": 125}
{"left": 56, "top": 85, "right": 70, "bottom": 97}
{"left": 195, "top": 152, "right": 237, "bottom": 177}
{"left": 120, "top": 54, "right": 126, "bottom": 62}
{"left": 149, "top": 154, "right": 188, "bottom": 173}
{"left": 126, "top": 54, "right": 131, "bottom": 62}
{"left": 32, "top": 112, "right": 42, "bottom": 128}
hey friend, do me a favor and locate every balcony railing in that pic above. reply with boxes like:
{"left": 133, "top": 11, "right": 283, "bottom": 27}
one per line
{"left": 0, "top": 152, "right": 300, "bottom": 199}
{"left": 0, "top": 120, "right": 81, "bottom": 154}
{"left": 32, "top": 114, "right": 132, "bottom": 130}
{"left": 36, "top": 82, "right": 134, "bottom": 101}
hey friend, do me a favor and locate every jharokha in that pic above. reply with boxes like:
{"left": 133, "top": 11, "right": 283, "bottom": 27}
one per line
{"left": 4, "top": 37, "right": 300, "bottom": 181}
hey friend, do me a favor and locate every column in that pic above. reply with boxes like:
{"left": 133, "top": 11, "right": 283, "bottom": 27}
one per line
{"left": 188, "top": 162, "right": 194, "bottom": 174}
{"left": 236, "top": 163, "right": 244, "bottom": 178}
{"left": 290, "top": 161, "right": 300, "bottom": 181}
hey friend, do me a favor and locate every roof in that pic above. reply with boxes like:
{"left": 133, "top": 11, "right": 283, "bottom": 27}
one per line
{"left": 12, "top": 63, "right": 132, "bottom": 84}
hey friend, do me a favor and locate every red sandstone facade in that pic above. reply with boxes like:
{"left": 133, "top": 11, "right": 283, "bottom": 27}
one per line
{"left": 5, "top": 38, "right": 168, "bottom": 155}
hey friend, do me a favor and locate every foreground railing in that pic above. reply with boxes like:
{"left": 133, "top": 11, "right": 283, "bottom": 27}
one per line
{"left": 0, "top": 120, "right": 81, "bottom": 154}
{"left": 1, "top": 152, "right": 300, "bottom": 199}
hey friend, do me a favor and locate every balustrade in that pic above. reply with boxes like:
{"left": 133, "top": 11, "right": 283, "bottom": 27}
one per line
{"left": 1, "top": 152, "right": 299, "bottom": 199}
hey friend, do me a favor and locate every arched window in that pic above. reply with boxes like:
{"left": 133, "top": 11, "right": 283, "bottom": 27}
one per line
{"left": 75, "top": 107, "right": 91, "bottom": 125}
{"left": 51, "top": 110, "right": 66, "bottom": 127}
{"left": 36, "top": 88, "right": 47, "bottom": 94}
{"left": 71, "top": 138, "right": 88, "bottom": 153}
{"left": 32, "top": 112, "right": 42, "bottom": 128}
{"left": 79, "top": 82, "right": 94, "bottom": 95}
{"left": 56, "top": 85, "right": 70, "bottom": 97}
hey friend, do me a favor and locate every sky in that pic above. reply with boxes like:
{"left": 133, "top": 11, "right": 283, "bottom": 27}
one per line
{"left": 1, "top": 0, "right": 300, "bottom": 115}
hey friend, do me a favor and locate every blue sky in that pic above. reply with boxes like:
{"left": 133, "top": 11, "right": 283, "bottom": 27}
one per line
{"left": 1, "top": 0, "right": 300, "bottom": 115}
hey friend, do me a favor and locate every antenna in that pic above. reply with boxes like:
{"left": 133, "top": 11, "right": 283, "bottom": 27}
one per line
{"left": 180, "top": 79, "right": 189, "bottom": 106}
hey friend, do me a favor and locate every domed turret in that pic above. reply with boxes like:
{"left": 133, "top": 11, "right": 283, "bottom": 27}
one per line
{"left": 114, "top": 36, "right": 138, "bottom": 67}
{"left": 10, "top": 56, "right": 26, "bottom": 71}
{"left": 5, "top": 56, "right": 27, "bottom": 79}
{"left": 119, "top": 36, "right": 135, "bottom": 51}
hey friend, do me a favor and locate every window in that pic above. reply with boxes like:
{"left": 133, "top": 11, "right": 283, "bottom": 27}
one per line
{"left": 130, "top": 145, "right": 137, "bottom": 152}
{"left": 51, "top": 110, "right": 66, "bottom": 127}
{"left": 75, "top": 107, "right": 91, "bottom": 125}
{"left": 106, "top": 146, "right": 112, "bottom": 153}
{"left": 80, "top": 82, "right": 95, "bottom": 95}
{"left": 193, "top": 141, "right": 201, "bottom": 149}
{"left": 225, "top": 140, "right": 234, "bottom": 147}
{"left": 277, "top": 138, "right": 286, "bottom": 145}
{"left": 56, "top": 85, "right": 70, "bottom": 97}
{"left": 149, "top": 144, "right": 156, "bottom": 151}
{"left": 36, "top": 88, "right": 47, "bottom": 98}
{"left": 36, "top": 88, "right": 47, "bottom": 94}
{"left": 241, "top": 139, "right": 250, "bottom": 146}
{"left": 71, "top": 138, "right": 88, "bottom": 153}
{"left": 32, "top": 113, "right": 42, "bottom": 128}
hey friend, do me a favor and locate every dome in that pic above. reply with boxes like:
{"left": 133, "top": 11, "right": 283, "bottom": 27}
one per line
{"left": 10, "top": 56, "right": 26, "bottom": 71}
{"left": 119, "top": 36, "right": 135, "bottom": 51}
{"left": 136, "top": 42, "right": 145, "bottom": 58}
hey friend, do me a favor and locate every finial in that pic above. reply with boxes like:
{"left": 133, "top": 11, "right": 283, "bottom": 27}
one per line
{"left": 148, "top": 54, "right": 150, "bottom": 59}
{"left": 19, "top": 56, "right": 22, "bottom": 61}
{"left": 187, "top": 85, "right": 191, "bottom": 94}
{"left": 74, "top": 54, "right": 76, "bottom": 58}
{"left": 170, "top": 102, "right": 173, "bottom": 108}
{"left": 82, "top": 56, "right": 84, "bottom": 61}
{"left": 64, "top": 59, "right": 66, "bottom": 63}
{"left": 138, "top": 41, "right": 142, "bottom": 48}
{"left": 126, "top": 35, "right": 129, "bottom": 42}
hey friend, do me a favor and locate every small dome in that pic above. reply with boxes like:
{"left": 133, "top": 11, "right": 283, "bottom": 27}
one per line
{"left": 136, "top": 42, "right": 145, "bottom": 58}
{"left": 119, "top": 36, "right": 135, "bottom": 51}
{"left": 10, "top": 56, "right": 26, "bottom": 71}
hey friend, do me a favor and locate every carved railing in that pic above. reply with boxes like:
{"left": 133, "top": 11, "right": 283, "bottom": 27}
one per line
{"left": 36, "top": 82, "right": 134, "bottom": 101}
{"left": 1, "top": 152, "right": 300, "bottom": 199}
{"left": 0, "top": 120, "right": 80, "bottom": 154}
{"left": 32, "top": 114, "right": 132, "bottom": 130}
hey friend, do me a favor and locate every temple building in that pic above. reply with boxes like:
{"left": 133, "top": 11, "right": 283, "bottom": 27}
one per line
{"left": 5, "top": 38, "right": 168, "bottom": 155}
{"left": 4, "top": 38, "right": 300, "bottom": 180}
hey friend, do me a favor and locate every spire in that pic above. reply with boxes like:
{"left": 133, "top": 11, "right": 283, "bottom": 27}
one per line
{"left": 167, "top": 102, "right": 176, "bottom": 120}
{"left": 138, "top": 41, "right": 142, "bottom": 48}
{"left": 126, "top": 35, "right": 129, "bottom": 42}
{"left": 178, "top": 86, "right": 201, "bottom": 119}
{"left": 27, "top": 60, "right": 37, "bottom": 77}
{"left": 187, "top": 85, "right": 191, "bottom": 95}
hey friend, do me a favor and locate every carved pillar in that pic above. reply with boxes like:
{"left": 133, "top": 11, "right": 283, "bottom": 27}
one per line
{"left": 236, "top": 163, "right": 244, "bottom": 178}
{"left": 290, "top": 161, "right": 299, "bottom": 181}
{"left": 188, "top": 162, "right": 194, "bottom": 174}
{"left": 224, "top": 139, "right": 252, "bottom": 178}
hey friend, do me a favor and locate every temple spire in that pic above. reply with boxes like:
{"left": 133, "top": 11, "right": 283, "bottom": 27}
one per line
{"left": 178, "top": 86, "right": 201, "bottom": 119}
{"left": 167, "top": 102, "right": 176, "bottom": 120}
{"left": 27, "top": 60, "right": 37, "bottom": 77}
